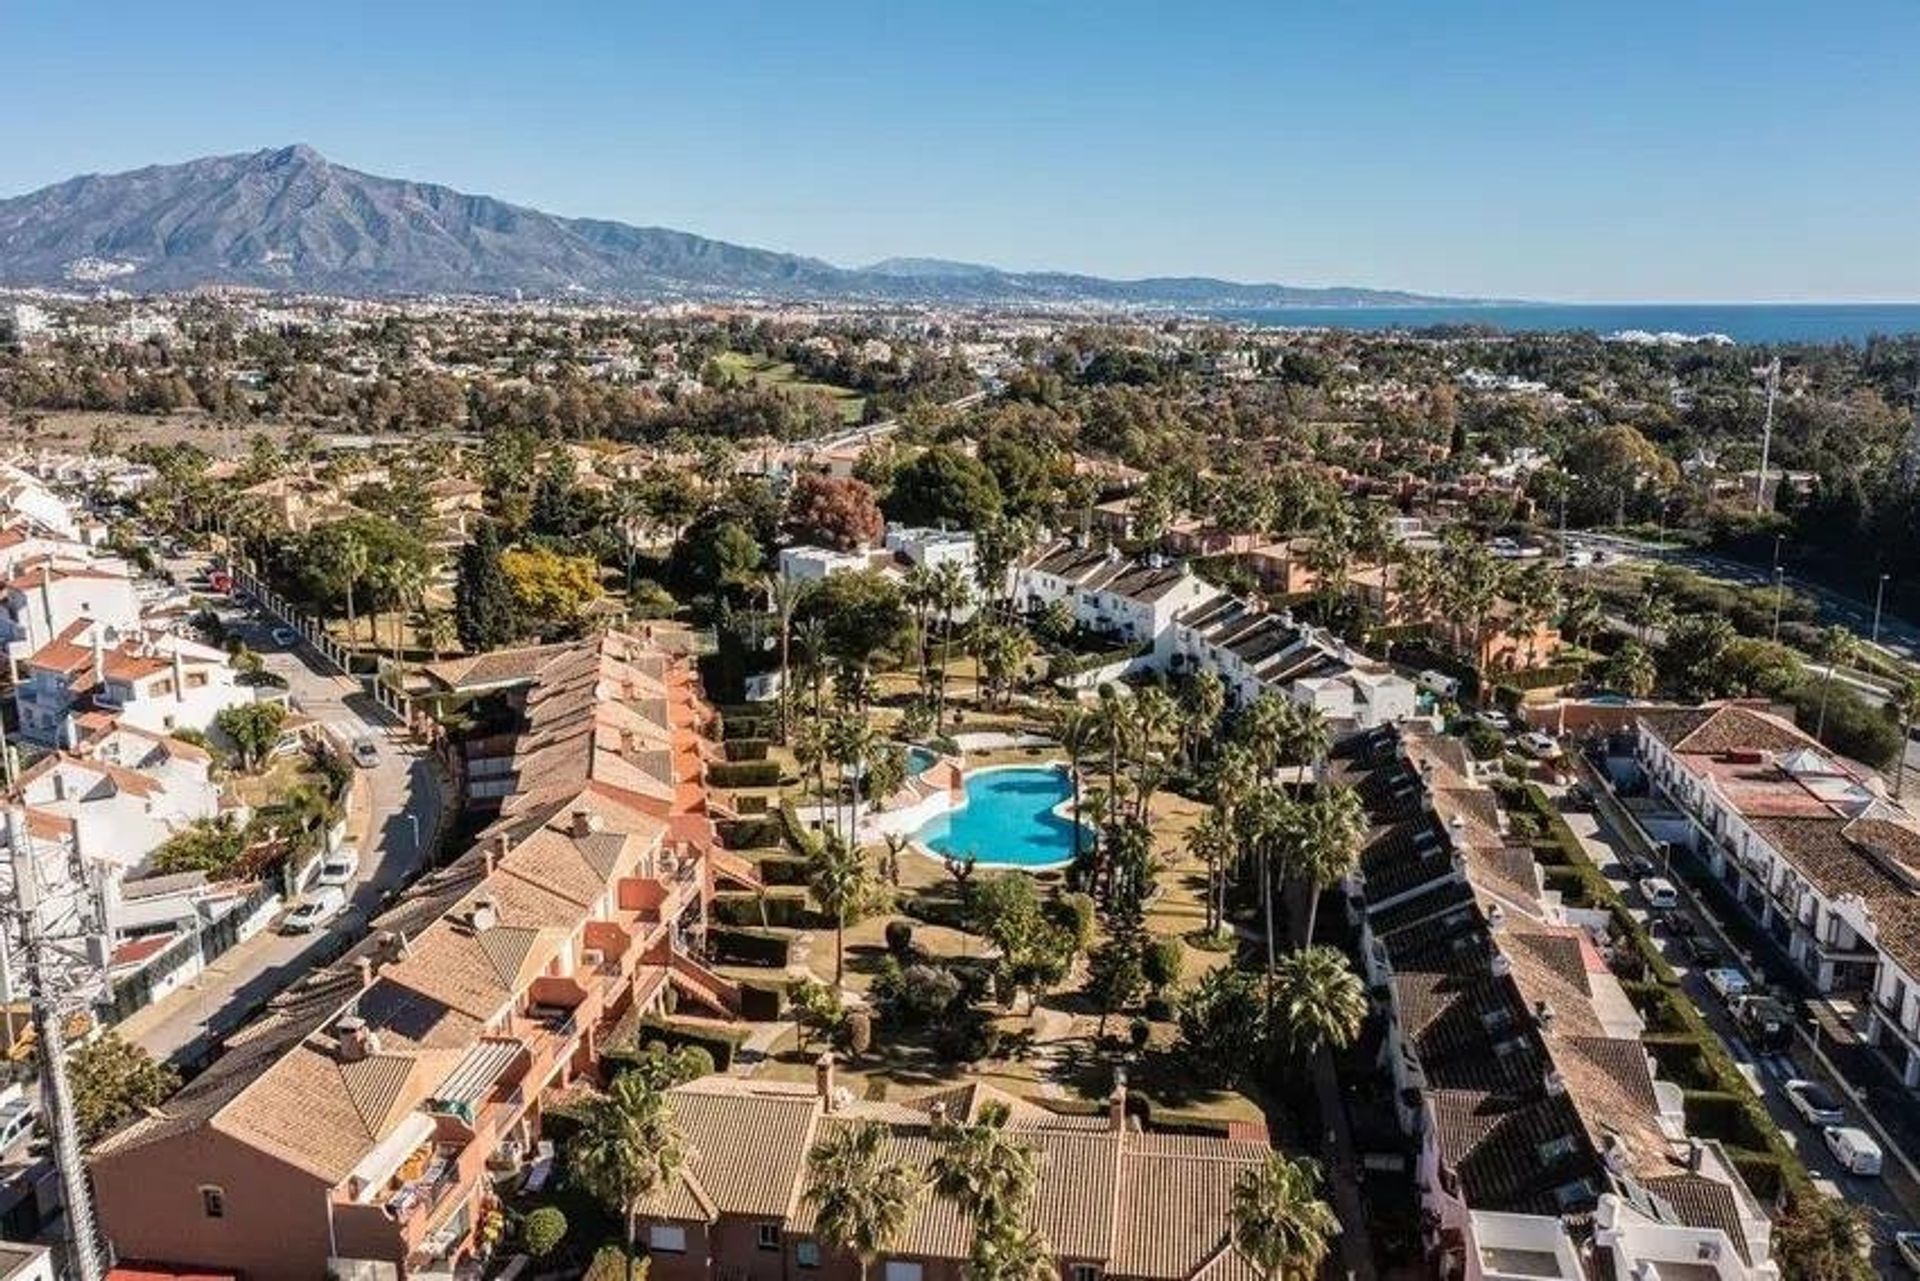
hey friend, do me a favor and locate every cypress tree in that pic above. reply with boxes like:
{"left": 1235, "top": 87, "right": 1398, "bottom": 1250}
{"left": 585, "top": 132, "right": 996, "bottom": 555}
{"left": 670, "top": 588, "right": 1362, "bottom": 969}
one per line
{"left": 455, "top": 521, "right": 519, "bottom": 652}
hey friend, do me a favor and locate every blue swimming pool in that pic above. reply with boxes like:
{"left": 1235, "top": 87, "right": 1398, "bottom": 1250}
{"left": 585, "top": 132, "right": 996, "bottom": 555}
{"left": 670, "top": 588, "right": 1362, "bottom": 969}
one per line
{"left": 906, "top": 746, "right": 939, "bottom": 777}
{"left": 912, "top": 766, "right": 1084, "bottom": 870}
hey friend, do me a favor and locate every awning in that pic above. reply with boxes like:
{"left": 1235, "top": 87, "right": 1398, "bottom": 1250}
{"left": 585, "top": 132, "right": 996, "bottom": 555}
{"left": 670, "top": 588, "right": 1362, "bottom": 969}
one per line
{"left": 427, "top": 1039, "right": 524, "bottom": 1120}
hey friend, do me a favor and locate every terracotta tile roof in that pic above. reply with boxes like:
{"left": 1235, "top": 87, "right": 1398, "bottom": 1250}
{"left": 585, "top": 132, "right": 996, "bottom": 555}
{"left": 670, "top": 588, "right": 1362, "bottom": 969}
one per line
{"left": 1642, "top": 1173, "right": 1752, "bottom": 1263}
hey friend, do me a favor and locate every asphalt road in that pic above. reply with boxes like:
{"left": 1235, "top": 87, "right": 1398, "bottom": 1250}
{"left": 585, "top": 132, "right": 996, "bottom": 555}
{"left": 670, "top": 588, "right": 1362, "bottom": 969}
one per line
{"left": 1554, "top": 785, "right": 1917, "bottom": 1271}
{"left": 123, "top": 552, "right": 447, "bottom": 1065}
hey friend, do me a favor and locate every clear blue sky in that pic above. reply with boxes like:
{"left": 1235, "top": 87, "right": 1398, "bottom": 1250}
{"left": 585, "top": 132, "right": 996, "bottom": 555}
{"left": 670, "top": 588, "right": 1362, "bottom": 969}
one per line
{"left": 8, "top": 1, "right": 1918, "bottom": 302}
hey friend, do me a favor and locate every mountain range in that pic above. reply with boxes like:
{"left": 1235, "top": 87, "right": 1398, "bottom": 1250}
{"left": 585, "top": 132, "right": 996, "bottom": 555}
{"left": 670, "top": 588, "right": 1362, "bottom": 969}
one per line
{"left": 0, "top": 145, "right": 1465, "bottom": 308}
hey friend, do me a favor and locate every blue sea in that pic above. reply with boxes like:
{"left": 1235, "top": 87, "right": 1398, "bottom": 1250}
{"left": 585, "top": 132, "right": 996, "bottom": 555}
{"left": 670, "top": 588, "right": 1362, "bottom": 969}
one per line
{"left": 1216, "top": 304, "right": 1920, "bottom": 345}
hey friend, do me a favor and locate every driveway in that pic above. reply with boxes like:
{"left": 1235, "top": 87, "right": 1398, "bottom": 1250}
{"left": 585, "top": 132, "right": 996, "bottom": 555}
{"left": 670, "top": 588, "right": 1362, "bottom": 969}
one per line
{"left": 1555, "top": 787, "right": 1919, "bottom": 1271}
{"left": 118, "top": 554, "right": 448, "bottom": 1066}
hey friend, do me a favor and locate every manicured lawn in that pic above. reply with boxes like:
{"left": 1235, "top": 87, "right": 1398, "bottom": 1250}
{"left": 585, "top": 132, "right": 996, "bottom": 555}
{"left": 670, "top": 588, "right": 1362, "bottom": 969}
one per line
{"left": 712, "top": 351, "right": 866, "bottom": 423}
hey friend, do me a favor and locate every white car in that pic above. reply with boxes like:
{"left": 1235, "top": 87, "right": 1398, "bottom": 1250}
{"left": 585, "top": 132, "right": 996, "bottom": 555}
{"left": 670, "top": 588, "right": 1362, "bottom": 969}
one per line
{"left": 1517, "top": 731, "right": 1562, "bottom": 759}
{"left": 1637, "top": 876, "right": 1679, "bottom": 911}
{"left": 282, "top": 886, "right": 347, "bottom": 934}
{"left": 1475, "top": 710, "right": 1513, "bottom": 734}
{"left": 1893, "top": 1229, "right": 1920, "bottom": 1273}
{"left": 1823, "top": 1125, "right": 1883, "bottom": 1177}
{"left": 314, "top": 852, "right": 359, "bottom": 888}
{"left": 352, "top": 738, "right": 381, "bottom": 769}
{"left": 1785, "top": 1079, "right": 1847, "bottom": 1128}
{"left": 1703, "top": 967, "right": 1751, "bottom": 1002}
{"left": 0, "top": 1099, "right": 36, "bottom": 1154}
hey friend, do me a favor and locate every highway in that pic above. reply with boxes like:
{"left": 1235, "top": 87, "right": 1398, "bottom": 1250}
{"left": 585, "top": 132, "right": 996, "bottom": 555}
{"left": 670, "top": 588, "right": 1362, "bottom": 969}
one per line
{"left": 118, "top": 552, "right": 448, "bottom": 1066}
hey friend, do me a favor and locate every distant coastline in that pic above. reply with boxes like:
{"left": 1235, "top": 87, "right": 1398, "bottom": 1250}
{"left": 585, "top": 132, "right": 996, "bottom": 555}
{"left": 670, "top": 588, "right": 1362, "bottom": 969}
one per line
{"left": 1216, "top": 303, "right": 1920, "bottom": 345}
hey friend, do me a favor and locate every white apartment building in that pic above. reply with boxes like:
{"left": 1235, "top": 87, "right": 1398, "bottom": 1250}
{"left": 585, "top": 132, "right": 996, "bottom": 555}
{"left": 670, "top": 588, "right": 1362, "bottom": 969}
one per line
{"left": 1, "top": 560, "right": 141, "bottom": 662}
{"left": 16, "top": 623, "right": 252, "bottom": 746}
{"left": 1628, "top": 703, "right": 1920, "bottom": 1088}
{"left": 776, "top": 544, "right": 883, "bottom": 584}
{"left": 0, "top": 464, "right": 79, "bottom": 539}
{"left": 1166, "top": 595, "right": 1418, "bottom": 728}
{"left": 1013, "top": 541, "right": 1220, "bottom": 646}
{"left": 883, "top": 525, "right": 975, "bottom": 575}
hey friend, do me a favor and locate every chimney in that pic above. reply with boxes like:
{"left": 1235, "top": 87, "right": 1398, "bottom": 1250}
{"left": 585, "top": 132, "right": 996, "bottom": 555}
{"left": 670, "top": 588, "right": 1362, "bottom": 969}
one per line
{"left": 336, "top": 1015, "right": 378, "bottom": 1063}
{"left": 355, "top": 957, "right": 375, "bottom": 990}
{"left": 928, "top": 1100, "right": 947, "bottom": 1129}
{"left": 1109, "top": 1068, "right": 1129, "bottom": 1132}
{"left": 488, "top": 830, "right": 509, "bottom": 872}
{"left": 67, "top": 815, "right": 83, "bottom": 860}
{"left": 171, "top": 648, "right": 185, "bottom": 702}
{"left": 90, "top": 626, "right": 104, "bottom": 687}
{"left": 815, "top": 1052, "right": 836, "bottom": 1111}
{"left": 51, "top": 770, "right": 66, "bottom": 803}
{"left": 469, "top": 895, "right": 498, "bottom": 932}
{"left": 1535, "top": 1000, "right": 1556, "bottom": 1030}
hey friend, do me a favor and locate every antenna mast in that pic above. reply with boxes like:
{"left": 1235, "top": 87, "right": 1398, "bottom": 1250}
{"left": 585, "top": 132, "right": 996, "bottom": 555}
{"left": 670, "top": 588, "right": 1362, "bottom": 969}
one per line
{"left": 1754, "top": 357, "right": 1780, "bottom": 513}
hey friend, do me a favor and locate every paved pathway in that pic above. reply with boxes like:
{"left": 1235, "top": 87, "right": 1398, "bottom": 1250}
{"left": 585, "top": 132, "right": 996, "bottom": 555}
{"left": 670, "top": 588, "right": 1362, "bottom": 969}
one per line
{"left": 117, "top": 557, "right": 450, "bottom": 1066}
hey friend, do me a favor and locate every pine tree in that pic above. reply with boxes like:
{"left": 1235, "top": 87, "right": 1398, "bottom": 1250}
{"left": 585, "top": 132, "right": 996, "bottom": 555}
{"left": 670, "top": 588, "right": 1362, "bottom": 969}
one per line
{"left": 455, "top": 521, "right": 519, "bottom": 653}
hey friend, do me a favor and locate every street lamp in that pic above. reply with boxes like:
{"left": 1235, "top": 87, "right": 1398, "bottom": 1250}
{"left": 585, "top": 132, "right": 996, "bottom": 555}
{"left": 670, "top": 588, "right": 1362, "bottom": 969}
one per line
{"left": 1872, "top": 572, "right": 1890, "bottom": 647}
{"left": 1771, "top": 567, "right": 1786, "bottom": 643}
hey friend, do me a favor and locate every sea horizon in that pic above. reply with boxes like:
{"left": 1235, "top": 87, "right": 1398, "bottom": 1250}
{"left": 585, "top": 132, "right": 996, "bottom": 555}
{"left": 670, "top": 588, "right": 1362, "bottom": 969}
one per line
{"left": 1215, "top": 301, "right": 1920, "bottom": 344}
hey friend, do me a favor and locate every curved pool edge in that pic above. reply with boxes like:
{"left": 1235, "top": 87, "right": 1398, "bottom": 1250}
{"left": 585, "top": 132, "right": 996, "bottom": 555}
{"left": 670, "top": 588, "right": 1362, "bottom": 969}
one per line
{"left": 898, "top": 761, "right": 1091, "bottom": 873}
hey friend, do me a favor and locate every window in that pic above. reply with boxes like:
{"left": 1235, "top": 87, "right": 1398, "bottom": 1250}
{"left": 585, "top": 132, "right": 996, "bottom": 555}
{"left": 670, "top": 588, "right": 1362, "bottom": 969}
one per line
{"left": 795, "top": 1241, "right": 822, "bottom": 1270}
{"left": 648, "top": 1224, "right": 686, "bottom": 1254}
{"left": 884, "top": 1264, "right": 923, "bottom": 1281}
{"left": 200, "top": 1186, "right": 226, "bottom": 1219}
{"left": 757, "top": 1223, "right": 781, "bottom": 1251}
{"left": 187, "top": 672, "right": 207, "bottom": 689}
{"left": 1071, "top": 1267, "right": 1101, "bottom": 1281}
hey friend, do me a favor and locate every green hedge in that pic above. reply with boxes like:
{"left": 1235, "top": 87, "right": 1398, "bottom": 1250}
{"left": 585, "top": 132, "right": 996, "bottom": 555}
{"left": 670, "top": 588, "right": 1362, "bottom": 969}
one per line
{"left": 613, "top": 1016, "right": 747, "bottom": 1072}
{"left": 734, "top": 978, "right": 787, "bottom": 1021}
{"left": 1683, "top": 1090, "right": 1775, "bottom": 1152}
{"left": 709, "top": 761, "right": 782, "bottom": 788}
{"left": 708, "top": 927, "right": 793, "bottom": 967}
{"left": 725, "top": 738, "right": 771, "bottom": 763}
{"left": 753, "top": 852, "right": 813, "bottom": 887}
{"left": 717, "top": 817, "right": 783, "bottom": 850}
{"left": 712, "top": 890, "right": 816, "bottom": 929}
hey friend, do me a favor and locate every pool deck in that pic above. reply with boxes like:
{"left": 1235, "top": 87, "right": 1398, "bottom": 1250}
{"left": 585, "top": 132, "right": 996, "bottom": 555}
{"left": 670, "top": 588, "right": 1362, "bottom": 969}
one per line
{"left": 865, "top": 758, "right": 1086, "bottom": 871}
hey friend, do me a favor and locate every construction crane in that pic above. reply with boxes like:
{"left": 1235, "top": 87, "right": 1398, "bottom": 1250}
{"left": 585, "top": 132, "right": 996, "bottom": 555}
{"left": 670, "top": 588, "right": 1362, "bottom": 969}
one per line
{"left": 0, "top": 810, "right": 111, "bottom": 1281}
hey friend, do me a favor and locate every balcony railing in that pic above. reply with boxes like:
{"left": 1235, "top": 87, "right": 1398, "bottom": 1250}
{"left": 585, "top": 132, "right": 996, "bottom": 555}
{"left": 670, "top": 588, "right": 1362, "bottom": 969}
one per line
{"left": 383, "top": 1143, "right": 463, "bottom": 1224}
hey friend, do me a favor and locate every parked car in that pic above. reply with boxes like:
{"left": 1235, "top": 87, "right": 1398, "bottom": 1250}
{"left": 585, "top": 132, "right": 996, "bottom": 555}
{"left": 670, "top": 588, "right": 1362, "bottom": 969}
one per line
{"left": 1785, "top": 1079, "right": 1848, "bottom": 1127}
{"left": 352, "top": 738, "right": 380, "bottom": 769}
{"left": 269, "top": 625, "right": 299, "bottom": 648}
{"left": 1562, "top": 781, "right": 1593, "bottom": 811}
{"left": 1418, "top": 670, "right": 1461, "bottom": 700}
{"left": 1680, "top": 936, "right": 1724, "bottom": 968}
{"left": 282, "top": 886, "right": 347, "bottom": 934}
{"left": 1893, "top": 1229, "right": 1920, "bottom": 1272}
{"left": 0, "top": 1099, "right": 37, "bottom": 1154}
{"left": 1703, "top": 967, "right": 1751, "bottom": 1002}
{"left": 1823, "top": 1125, "right": 1884, "bottom": 1177}
{"left": 1637, "top": 877, "right": 1679, "bottom": 911}
{"left": 315, "top": 852, "right": 359, "bottom": 888}
{"left": 1475, "top": 710, "right": 1513, "bottom": 734}
{"left": 1517, "top": 731, "right": 1562, "bottom": 759}
{"left": 1733, "top": 994, "right": 1797, "bottom": 1052}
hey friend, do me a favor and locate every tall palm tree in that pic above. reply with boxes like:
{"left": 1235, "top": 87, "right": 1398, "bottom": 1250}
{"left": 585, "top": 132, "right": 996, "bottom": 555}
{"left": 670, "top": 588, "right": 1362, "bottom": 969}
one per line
{"left": 1229, "top": 1154, "right": 1339, "bottom": 1281}
{"left": 931, "top": 560, "right": 972, "bottom": 724}
{"left": 797, "top": 615, "right": 831, "bottom": 724}
{"left": 338, "top": 527, "right": 369, "bottom": 653}
{"left": 1187, "top": 807, "right": 1235, "bottom": 937}
{"left": 569, "top": 1072, "right": 686, "bottom": 1281}
{"left": 806, "top": 830, "right": 870, "bottom": 988}
{"left": 1604, "top": 640, "right": 1658, "bottom": 699}
{"left": 769, "top": 575, "right": 813, "bottom": 743}
{"left": 1268, "top": 945, "right": 1367, "bottom": 1057}
{"left": 929, "top": 1103, "right": 1036, "bottom": 1232}
{"left": 829, "top": 714, "right": 878, "bottom": 845}
{"left": 1182, "top": 670, "right": 1227, "bottom": 767}
{"left": 794, "top": 719, "right": 834, "bottom": 819}
{"left": 804, "top": 1120, "right": 924, "bottom": 1281}
{"left": 902, "top": 564, "right": 937, "bottom": 695}
{"left": 1056, "top": 706, "right": 1098, "bottom": 867}
{"left": 1289, "top": 787, "right": 1366, "bottom": 946}
{"left": 1815, "top": 624, "right": 1860, "bottom": 740}
{"left": 384, "top": 557, "right": 430, "bottom": 666}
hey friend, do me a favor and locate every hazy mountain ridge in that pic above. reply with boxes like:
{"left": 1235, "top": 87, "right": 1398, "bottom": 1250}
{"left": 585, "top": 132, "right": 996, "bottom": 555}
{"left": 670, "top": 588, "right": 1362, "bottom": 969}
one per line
{"left": 0, "top": 146, "right": 1468, "bottom": 307}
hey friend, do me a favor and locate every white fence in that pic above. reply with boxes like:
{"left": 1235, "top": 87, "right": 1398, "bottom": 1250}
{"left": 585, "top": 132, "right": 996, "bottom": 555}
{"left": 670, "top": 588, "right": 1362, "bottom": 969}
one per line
{"left": 233, "top": 567, "right": 409, "bottom": 727}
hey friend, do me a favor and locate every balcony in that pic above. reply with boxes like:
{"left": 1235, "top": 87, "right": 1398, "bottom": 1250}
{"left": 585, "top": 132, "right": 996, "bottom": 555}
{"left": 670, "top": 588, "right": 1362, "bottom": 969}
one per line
{"left": 382, "top": 1142, "right": 464, "bottom": 1226}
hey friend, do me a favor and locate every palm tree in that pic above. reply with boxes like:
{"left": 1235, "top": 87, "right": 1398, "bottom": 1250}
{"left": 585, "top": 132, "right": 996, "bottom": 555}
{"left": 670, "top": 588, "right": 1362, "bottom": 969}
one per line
{"left": 1289, "top": 787, "right": 1366, "bottom": 945}
{"left": 794, "top": 719, "right": 834, "bottom": 818}
{"left": 1229, "top": 1154, "right": 1339, "bottom": 1281}
{"left": 769, "top": 575, "right": 813, "bottom": 743}
{"left": 1815, "top": 624, "right": 1859, "bottom": 740}
{"left": 1893, "top": 680, "right": 1920, "bottom": 800}
{"left": 902, "top": 564, "right": 937, "bottom": 695}
{"left": 929, "top": 1102, "right": 1037, "bottom": 1233}
{"left": 384, "top": 557, "right": 430, "bottom": 666}
{"left": 797, "top": 615, "right": 831, "bottom": 724}
{"left": 931, "top": 560, "right": 972, "bottom": 725}
{"left": 829, "top": 714, "right": 878, "bottom": 845}
{"left": 338, "top": 527, "right": 369, "bottom": 653}
{"left": 1604, "top": 640, "right": 1658, "bottom": 699}
{"left": 804, "top": 1120, "right": 924, "bottom": 1281}
{"left": 569, "top": 1072, "right": 686, "bottom": 1281}
{"left": 1630, "top": 582, "right": 1674, "bottom": 646}
{"left": 806, "top": 830, "right": 870, "bottom": 988}
{"left": 1187, "top": 807, "right": 1235, "bottom": 937}
{"left": 1056, "top": 706, "right": 1098, "bottom": 868}
{"left": 1269, "top": 945, "right": 1367, "bottom": 1057}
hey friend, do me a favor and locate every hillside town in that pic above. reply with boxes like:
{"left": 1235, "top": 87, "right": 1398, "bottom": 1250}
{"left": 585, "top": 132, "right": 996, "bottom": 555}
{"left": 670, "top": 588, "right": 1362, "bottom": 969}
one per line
{"left": 0, "top": 290, "right": 1915, "bottom": 1281}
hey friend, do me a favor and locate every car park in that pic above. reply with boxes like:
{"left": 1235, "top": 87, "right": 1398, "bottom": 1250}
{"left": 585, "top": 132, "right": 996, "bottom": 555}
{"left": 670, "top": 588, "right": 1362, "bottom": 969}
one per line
{"left": 315, "top": 852, "right": 359, "bottom": 888}
{"left": 1785, "top": 1079, "right": 1848, "bottom": 1127}
{"left": 282, "top": 886, "right": 346, "bottom": 934}
{"left": 1823, "top": 1125, "right": 1883, "bottom": 1177}
{"left": 1637, "top": 877, "right": 1679, "bottom": 911}
{"left": 1703, "top": 967, "right": 1751, "bottom": 1001}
